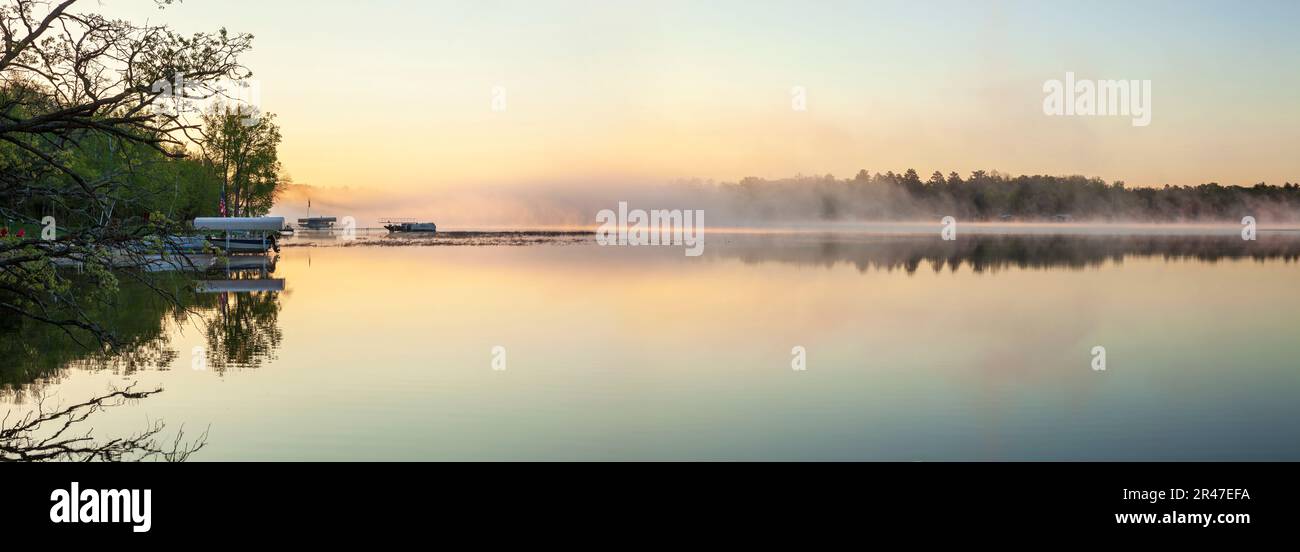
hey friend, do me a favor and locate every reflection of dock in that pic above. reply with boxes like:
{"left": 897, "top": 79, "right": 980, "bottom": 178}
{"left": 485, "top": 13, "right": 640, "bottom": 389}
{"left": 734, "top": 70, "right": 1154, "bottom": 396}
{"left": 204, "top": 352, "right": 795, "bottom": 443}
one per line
{"left": 192, "top": 252, "right": 281, "bottom": 293}
{"left": 55, "top": 252, "right": 274, "bottom": 272}
{"left": 196, "top": 279, "right": 286, "bottom": 293}
{"left": 211, "top": 255, "right": 276, "bottom": 273}
{"left": 56, "top": 251, "right": 285, "bottom": 295}
{"left": 141, "top": 253, "right": 277, "bottom": 274}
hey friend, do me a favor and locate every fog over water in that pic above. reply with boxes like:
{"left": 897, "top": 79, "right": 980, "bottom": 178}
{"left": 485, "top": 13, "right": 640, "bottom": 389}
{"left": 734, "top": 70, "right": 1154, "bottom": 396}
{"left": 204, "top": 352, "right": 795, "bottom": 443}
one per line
{"left": 272, "top": 176, "right": 1300, "bottom": 230}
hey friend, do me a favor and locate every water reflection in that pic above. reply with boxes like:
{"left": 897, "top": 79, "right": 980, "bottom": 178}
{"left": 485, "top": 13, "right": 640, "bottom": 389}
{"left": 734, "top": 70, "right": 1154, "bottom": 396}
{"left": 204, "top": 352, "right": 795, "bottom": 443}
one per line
{"left": 0, "top": 255, "right": 286, "bottom": 394}
{"left": 7, "top": 233, "right": 1300, "bottom": 391}
{"left": 197, "top": 284, "right": 284, "bottom": 373}
{"left": 714, "top": 233, "right": 1300, "bottom": 273}
{"left": 4, "top": 232, "right": 1298, "bottom": 459}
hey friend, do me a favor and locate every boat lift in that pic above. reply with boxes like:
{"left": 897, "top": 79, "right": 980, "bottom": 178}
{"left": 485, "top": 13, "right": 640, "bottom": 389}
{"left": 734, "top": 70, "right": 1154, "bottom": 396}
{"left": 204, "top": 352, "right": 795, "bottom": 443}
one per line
{"left": 194, "top": 217, "right": 285, "bottom": 253}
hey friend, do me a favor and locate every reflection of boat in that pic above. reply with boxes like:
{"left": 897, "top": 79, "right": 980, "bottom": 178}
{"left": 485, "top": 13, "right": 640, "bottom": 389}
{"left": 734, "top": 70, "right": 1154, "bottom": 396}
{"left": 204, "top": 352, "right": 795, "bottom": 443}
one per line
{"left": 381, "top": 218, "right": 437, "bottom": 234}
{"left": 194, "top": 217, "right": 284, "bottom": 253}
{"left": 194, "top": 251, "right": 282, "bottom": 294}
{"left": 104, "top": 253, "right": 277, "bottom": 273}
{"left": 196, "top": 279, "right": 286, "bottom": 293}
{"left": 210, "top": 254, "right": 277, "bottom": 273}
{"left": 129, "top": 253, "right": 273, "bottom": 273}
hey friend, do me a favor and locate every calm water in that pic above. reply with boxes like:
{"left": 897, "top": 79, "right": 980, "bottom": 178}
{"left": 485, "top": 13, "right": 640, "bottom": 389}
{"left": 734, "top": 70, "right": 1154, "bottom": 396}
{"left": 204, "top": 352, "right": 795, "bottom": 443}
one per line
{"left": 4, "top": 230, "right": 1300, "bottom": 460}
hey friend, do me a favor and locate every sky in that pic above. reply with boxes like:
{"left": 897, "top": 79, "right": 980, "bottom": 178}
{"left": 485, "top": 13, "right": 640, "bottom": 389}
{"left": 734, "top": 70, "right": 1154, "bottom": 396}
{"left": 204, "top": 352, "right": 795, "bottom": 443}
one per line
{"left": 97, "top": 0, "right": 1300, "bottom": 220}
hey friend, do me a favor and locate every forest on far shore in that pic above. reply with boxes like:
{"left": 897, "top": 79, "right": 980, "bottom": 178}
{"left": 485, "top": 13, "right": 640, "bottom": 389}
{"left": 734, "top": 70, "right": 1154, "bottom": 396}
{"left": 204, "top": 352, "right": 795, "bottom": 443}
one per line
{"left": 712, "top": 169, "right": 1300, "bottom": 222}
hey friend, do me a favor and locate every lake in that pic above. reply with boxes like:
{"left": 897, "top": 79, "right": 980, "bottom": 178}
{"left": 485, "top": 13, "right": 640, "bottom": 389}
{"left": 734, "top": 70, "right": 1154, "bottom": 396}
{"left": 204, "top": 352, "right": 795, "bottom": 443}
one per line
{"left": 3, "top": 228, "right": 1299, "bottom": 460}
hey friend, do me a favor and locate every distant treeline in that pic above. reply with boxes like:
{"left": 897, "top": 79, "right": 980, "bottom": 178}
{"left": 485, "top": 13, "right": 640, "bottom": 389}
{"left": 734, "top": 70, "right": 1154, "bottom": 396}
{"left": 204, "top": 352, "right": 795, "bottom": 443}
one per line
{"left": 714, "top": 170, "right": 1300, "bottom": 222}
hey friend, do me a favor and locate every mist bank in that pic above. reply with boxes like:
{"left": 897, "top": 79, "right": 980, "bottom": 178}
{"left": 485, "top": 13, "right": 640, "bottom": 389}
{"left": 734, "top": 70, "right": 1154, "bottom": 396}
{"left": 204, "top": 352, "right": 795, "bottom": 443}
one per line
{"left": 270, "top": 170, "right": 1300, "bottom": 229}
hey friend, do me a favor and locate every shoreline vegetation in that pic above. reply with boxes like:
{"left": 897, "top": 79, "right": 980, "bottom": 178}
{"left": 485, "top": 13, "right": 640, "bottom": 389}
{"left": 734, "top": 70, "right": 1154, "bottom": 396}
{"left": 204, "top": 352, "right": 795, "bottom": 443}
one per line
{"left": 1, "top": 0, "right": 282, "bottom": 348}
{"left": 0, "top": 0, "right": 277, "bottom": 461}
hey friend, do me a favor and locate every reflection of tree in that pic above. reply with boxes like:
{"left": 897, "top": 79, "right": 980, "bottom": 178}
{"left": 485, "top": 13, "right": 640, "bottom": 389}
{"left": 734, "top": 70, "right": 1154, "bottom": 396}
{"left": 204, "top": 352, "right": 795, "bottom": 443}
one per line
{"left": 195, "top": 289, "right": 284, "bottom": 373}
{"left": 0, "top": 270, "right": 284, "bottom": 392}
{"left": 719, "top": 234, "right": 1300, "bottom": 274}
{"left": 0, "top": 386, "right": 206, "bottom": 462}
{"left": 0, "top": 273, "right": 189, "bottom": 395}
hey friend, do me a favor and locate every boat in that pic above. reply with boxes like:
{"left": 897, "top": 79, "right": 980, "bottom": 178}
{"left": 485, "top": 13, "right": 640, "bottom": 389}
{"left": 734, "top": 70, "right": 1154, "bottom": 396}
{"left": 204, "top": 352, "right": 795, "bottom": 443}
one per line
{"left": 164, "top": 236, "right": 269, "bottom": 257}
{"left": 194, "top": 217, "right": 284, "bottom": 253}
{"left": 381, "top": 218, "right": 437, "bottom": 234}
{"left": 297, "top": 199, "right": 335, "bottom": 230}
{"left": 298, "top": 217, "right": 337, "bottom": 230}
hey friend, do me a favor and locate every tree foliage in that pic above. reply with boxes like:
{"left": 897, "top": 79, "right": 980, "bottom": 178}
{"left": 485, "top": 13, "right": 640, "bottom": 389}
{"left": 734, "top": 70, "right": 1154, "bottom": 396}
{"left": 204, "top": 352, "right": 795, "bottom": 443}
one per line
{"left": 197, "top": 103, "right": 284, "bottom": 217}
{"left": 0, "top": 0, "right": 261, "bottom": 346}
